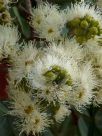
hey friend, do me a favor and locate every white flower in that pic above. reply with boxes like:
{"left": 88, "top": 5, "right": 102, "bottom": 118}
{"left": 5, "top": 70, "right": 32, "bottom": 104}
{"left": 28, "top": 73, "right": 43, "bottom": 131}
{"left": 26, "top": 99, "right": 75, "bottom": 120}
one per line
{"left": 28, "top": 44, "right": 80, "bottom": 104}
{"left": 0, "top": 24, "right": 19, "bottom": 46}
{"left": 45, "top": 40, "right": 83, "bottom": 62}
{"left": 31, "top": 2, "right": 60, "bottom": 29}
{"left": 36, "top": 84, "right": 72, "bottom": 104}
{"left": 64, "top": 2, "right": 102, "bottom": 27}
{"left": 80, "top": 63, "right": 97, "bottom": 92}
{"left": 0, "top": 25, "right": 20, "bottom": 60}
{"left": 39, "top": 12, "right": 64, "bottom": 41}
{"left": 19, "top": 110, "right": 49, "bottom": 136}
{"left": 71, "top": 63, "right": 97, "bottom": 110}
{"left": 9, "top": 90, "right": 50, "bottom": 135}
{"left": 9, "top": 42, "right": 40, "bottom": 84}
{"left": 83, "top": 36, "right": 102, "bottom": 53}
{"left": 39, "top": 20, "right": 62, "bottom": 41}
{"left": 31, "top": 2, "right": 64, "bottom": 41}
{"left": 82, "top": 37, "right": 102, "bottom": 78}
{"left": 54, "top": 104, "right": 71, "bottom": 123}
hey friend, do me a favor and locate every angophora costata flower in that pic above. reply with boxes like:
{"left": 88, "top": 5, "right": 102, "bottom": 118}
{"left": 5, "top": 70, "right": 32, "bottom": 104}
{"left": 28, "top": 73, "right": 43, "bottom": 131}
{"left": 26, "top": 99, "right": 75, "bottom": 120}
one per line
{"left": 0, "top": 24, "right": 20, "bottom": 61}
{"left": 28, "top": 42, "right": 97, "bottom": 110}
{"left": 30, "top": 2, "right": 65, "bottom": 41}
{"left": 9, "top": 90, "right": 50, "bottom": 135}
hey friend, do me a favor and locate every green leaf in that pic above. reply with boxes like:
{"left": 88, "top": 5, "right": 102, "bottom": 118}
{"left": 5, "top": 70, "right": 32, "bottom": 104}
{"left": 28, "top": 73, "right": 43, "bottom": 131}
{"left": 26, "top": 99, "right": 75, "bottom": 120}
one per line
{"left": 0, "top": 102, "right": 8, "bottom": 116}
{"left": 59, "top": 115, "right": 79, "bottom": 136}
{"left": 0, "top": 115, "right": 16, "bottom": 136}
{"left": 43, "top": 128, "right": 54, "bottom": 136}
{"left": 12, "top": 6, "right": 31, "bottom": 39}
{"left": 78, "top": 117, "right": 88, "bottom": 136}
{"left": 95, "top": 109, "right": 102, "bottom": 135}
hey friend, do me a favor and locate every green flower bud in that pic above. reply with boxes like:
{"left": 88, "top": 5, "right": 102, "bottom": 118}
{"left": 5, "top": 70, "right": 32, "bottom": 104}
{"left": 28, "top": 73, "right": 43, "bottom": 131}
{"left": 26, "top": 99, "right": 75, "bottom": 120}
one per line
{"left": 44, "top": 65, "right": 73, "bottom": 86}
{"left": 80, "top": 20, "right": 89, "bottom": 29}
{"left": 75, "top": 28, "right": 83, "bottom": 35}
{"left": 44, "top": 71, "right": 57, "bottom": 81}
{"left": 85, "top": 15, "right": 93, "bottom": 23}
{"left": 67, "top": 18, "right": 80, "bottom": 28}
{"left": 86, "top": 33, "right": 92, "bottom": 39}
{"left": 89, "top": 27, "right": 98, "bottom": 35}
{"left": 97, "top": 27, "right": 102, "bottom": 35}
{"left": 66, "top": 78, "right": 72, "bottom": 86}
{"left": 91, "top": 20, "right": 99, "bottom": 27}
{"left": 76, "top": 36, "right": 86, "bottom": 44}
{"left": 54, "top": 70, "right": 66, "bottom": 84}
{"left": 51, "top": 65, "right": 61, "bottom": 73}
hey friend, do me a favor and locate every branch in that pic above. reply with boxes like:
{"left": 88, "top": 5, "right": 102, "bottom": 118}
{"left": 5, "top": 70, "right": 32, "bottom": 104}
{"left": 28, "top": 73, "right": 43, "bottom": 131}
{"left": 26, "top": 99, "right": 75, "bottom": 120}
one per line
{"left": 25, "top": 0, "right": 32, "bottom": 13}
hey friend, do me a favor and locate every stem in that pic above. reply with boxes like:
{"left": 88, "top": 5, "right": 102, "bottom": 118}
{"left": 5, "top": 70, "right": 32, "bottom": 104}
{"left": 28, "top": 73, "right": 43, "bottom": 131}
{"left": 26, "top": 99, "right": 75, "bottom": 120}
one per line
{"left": 25, "top": 0, "right": 32, "bottom": 13}
{"left": 71, "top": 109, "right": 79, "bottom": 126}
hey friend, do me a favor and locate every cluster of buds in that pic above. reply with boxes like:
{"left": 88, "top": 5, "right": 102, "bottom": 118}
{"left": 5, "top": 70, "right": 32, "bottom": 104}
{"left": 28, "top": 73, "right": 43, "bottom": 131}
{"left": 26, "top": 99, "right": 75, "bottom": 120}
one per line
{"left": 67, "top": 15, "right": 102, "bottom": 44}
{"left": 0, "top": 0, "right": 11, "bottom": 24}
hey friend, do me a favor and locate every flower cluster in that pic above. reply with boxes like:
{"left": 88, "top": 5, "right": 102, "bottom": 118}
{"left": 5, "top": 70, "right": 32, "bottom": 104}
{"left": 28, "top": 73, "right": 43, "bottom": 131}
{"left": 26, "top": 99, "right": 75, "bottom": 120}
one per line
{"left": 30, "top": 2, "right": 65, "bottom": 41}
{"left": 0, "top": 1, "right": 102, "bottom": 136}
{"left": 31, "top": 2, "right": 102, "bottom": 43}
{"left": 8, "top": 39, "right": 97, "bottom": 135}
{"left": 30, "top": 2, "right": 102, "bottom": 106}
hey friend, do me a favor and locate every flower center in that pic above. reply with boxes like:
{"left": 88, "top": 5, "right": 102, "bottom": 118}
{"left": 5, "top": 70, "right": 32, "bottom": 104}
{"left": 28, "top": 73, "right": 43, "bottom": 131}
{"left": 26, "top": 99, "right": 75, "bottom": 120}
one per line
{"left": 45, "top": 89, "right": 50, "bottom": 95}
{"left": 25, "top": 60, "right": 33, "bottom": 66}
{"left": 36, "top": 19, "right": 41, "bottom": 24}
{"left": 48, "top": 28, "right": 54, "bottom": 34}
{"left": 35, "top": 118, "right": 40, "bottom": 124}
{"left": 24, "top": 105, "right": 33, "bottom": 114}
{"left": 78, "top": 91, "right": 84, "bottom": 99}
